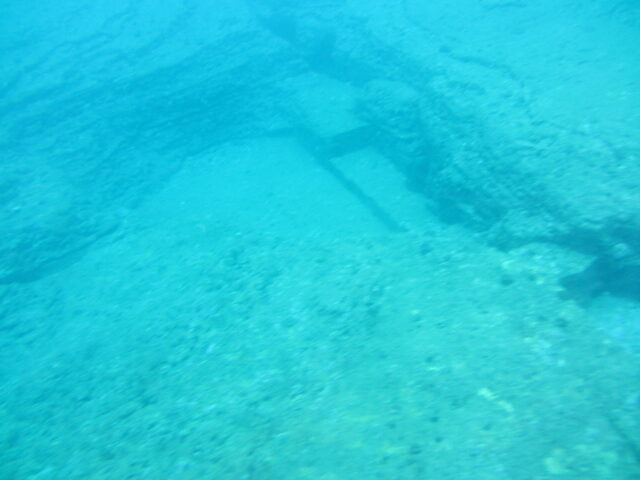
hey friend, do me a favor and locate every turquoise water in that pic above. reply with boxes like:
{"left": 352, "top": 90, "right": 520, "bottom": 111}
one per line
{"left": 1, "top": 1, "right": 639, "bottom": 479}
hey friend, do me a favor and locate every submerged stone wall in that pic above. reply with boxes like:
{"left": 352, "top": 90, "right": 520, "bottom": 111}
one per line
{"left": 263, "top": 0, "right": 640, "bottom": 299}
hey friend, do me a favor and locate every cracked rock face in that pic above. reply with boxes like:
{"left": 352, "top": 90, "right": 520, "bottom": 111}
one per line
{"left": 334, "top": 2, "right": 640, "bottom": 260}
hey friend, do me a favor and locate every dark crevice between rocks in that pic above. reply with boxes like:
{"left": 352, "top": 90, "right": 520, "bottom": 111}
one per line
{"left": 560, "top": 253, "right": 640, "bottom": 306}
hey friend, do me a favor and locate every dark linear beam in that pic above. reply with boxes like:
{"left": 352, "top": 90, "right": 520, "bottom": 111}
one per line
{"left": 291, "top": 126, "right": 406, "bottom": 234}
